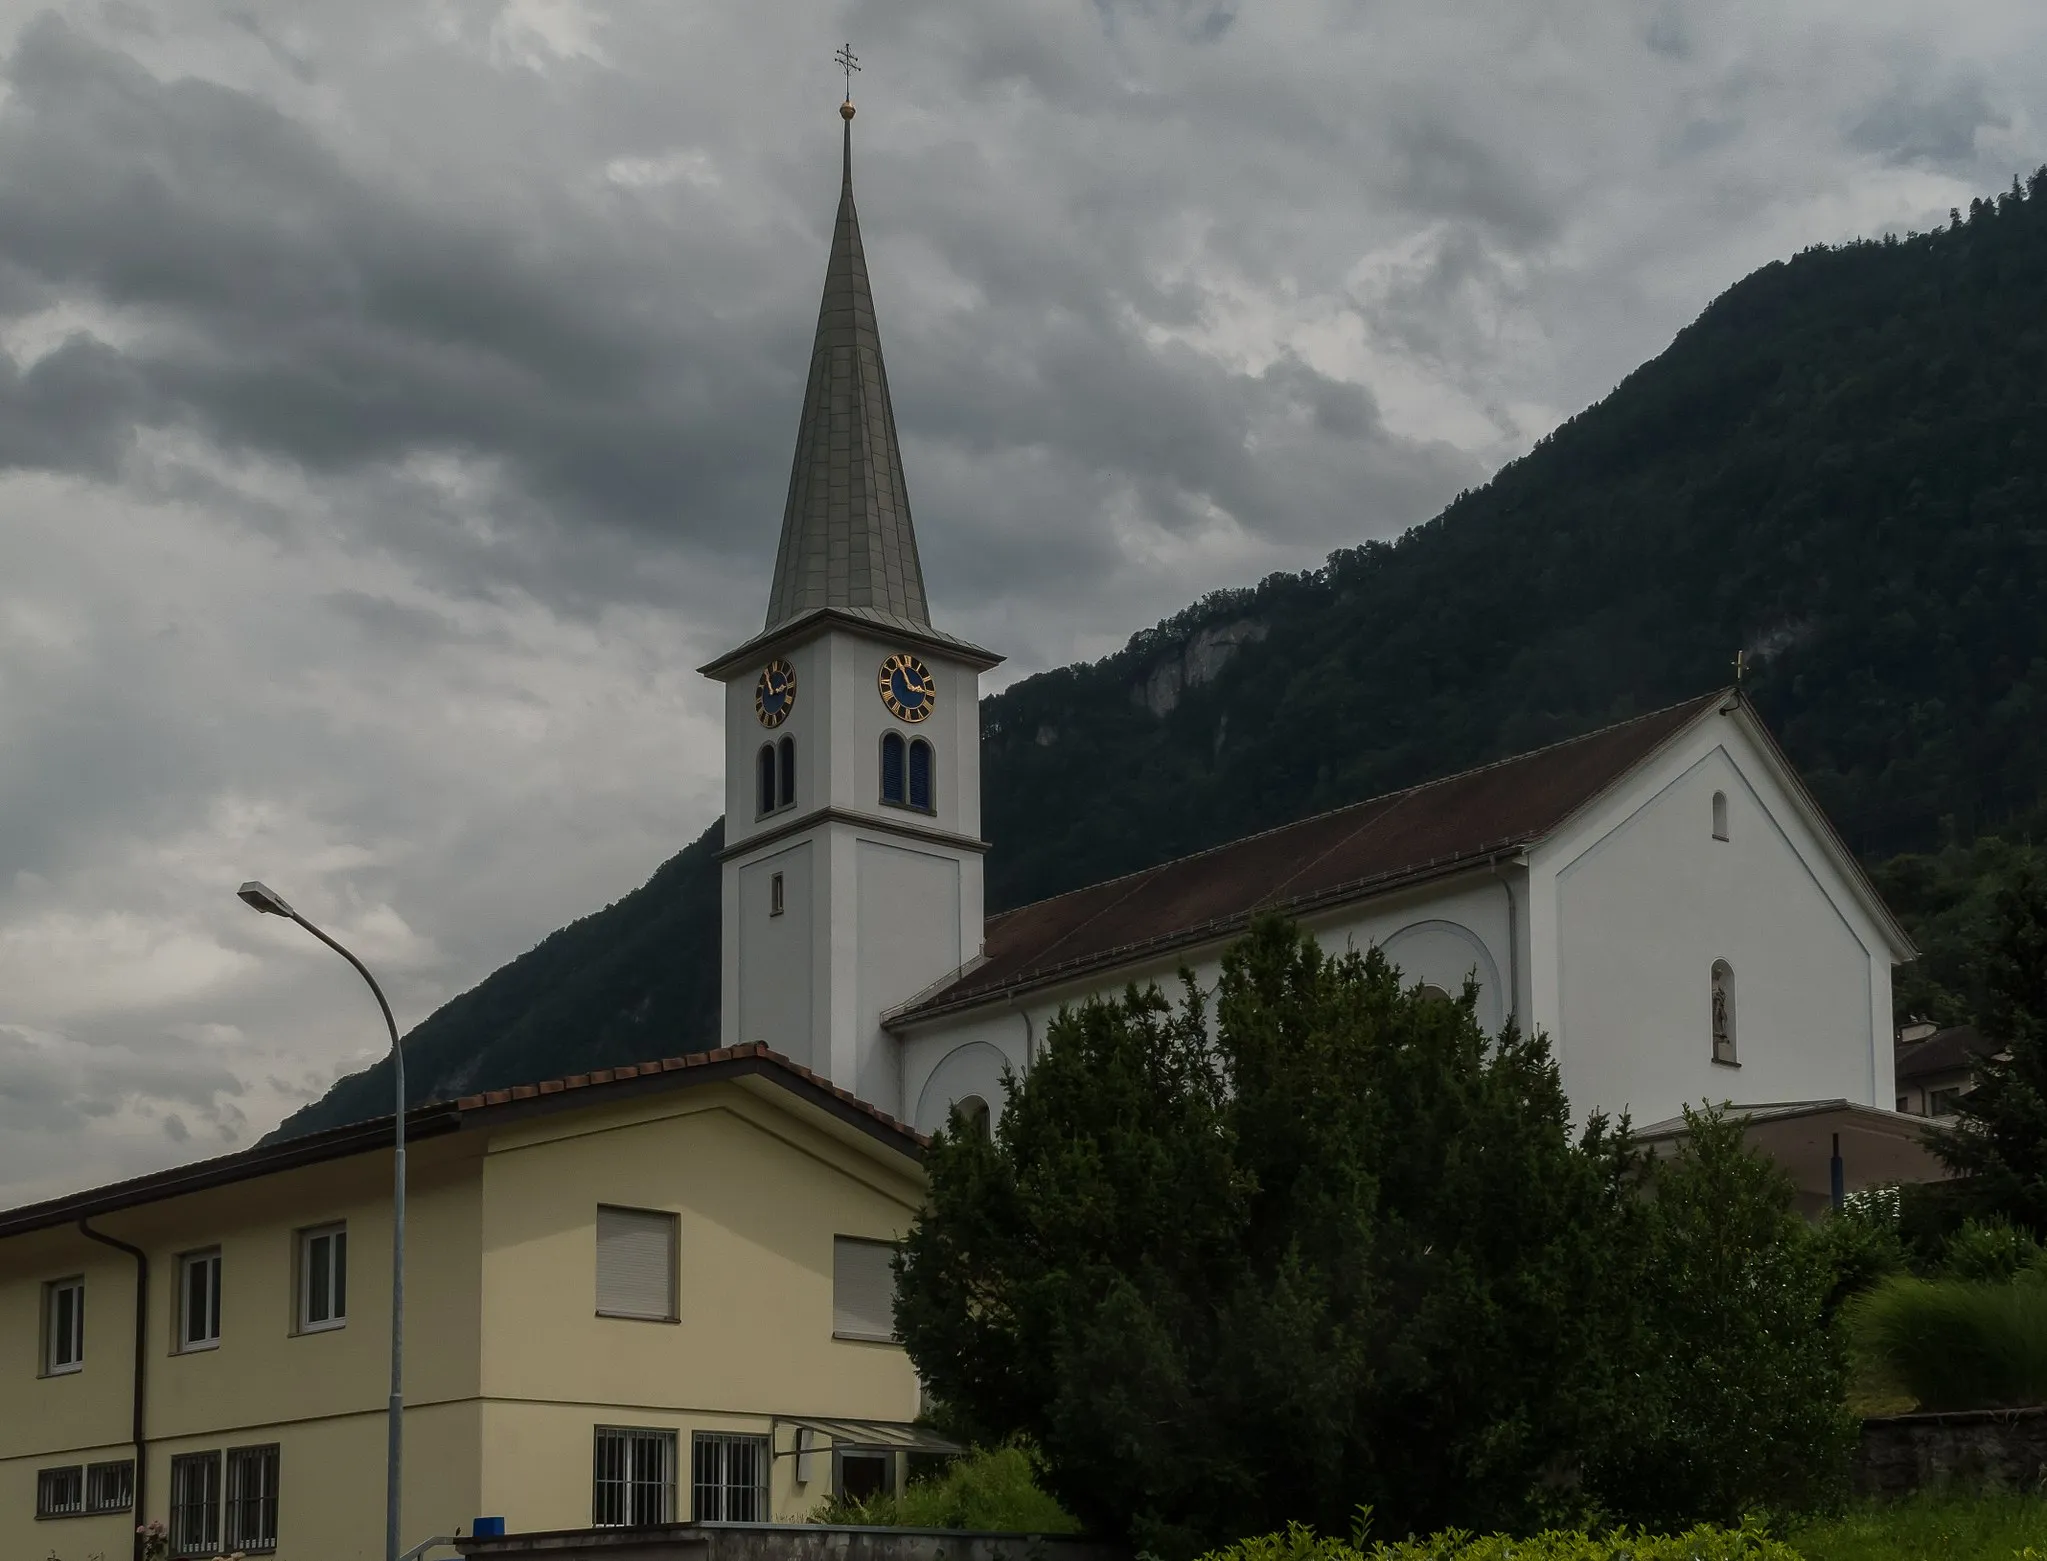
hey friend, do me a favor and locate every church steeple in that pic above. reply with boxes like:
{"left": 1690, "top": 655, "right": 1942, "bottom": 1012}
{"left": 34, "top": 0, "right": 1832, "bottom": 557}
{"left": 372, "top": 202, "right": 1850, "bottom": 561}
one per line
{"left": 764, "top": 100, "right": 930, "bottom": 633}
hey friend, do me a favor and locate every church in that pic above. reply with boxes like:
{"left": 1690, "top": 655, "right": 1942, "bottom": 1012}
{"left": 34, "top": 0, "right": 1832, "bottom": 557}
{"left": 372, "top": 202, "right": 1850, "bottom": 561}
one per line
{"left": 699, "top": 105, "right": 1932, "bottom": 1208}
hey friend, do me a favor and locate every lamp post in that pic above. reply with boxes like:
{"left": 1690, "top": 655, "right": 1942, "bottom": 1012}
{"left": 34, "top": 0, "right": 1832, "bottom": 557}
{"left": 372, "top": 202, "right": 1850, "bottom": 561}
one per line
{"left": 238, "top": 881, "right": 405, "bottom": 1561}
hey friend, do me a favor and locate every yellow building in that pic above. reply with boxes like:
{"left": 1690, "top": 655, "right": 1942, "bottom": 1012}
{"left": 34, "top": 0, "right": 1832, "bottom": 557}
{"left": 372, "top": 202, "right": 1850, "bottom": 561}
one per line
{"left": 1, "top": 1045, "right": 932, "bottom": 1559}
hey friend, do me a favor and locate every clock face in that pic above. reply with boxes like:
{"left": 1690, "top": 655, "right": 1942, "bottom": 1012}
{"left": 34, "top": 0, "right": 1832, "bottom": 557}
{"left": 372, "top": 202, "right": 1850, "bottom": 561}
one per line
{"left": 754, "top": 659, "right": 797, "bottom": 728}
{"left": 878, "top": 653, "right": 937, "bottom": 724}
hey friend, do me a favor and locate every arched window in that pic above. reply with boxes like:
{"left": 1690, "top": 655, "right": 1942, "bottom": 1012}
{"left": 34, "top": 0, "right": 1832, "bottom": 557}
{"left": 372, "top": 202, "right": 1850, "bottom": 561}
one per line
{"left": 880, "top": 732, "right": 906, "bottom": 806}
{"left": 777, "top": 736, "right": 796, "bottom": 810}
{"left": 757, "top": 744, "right": 777, "bottom": 817}
{"left": 907, "top": 739, "right": 934, "bottom": 812}
{"left": 1712, "top": 790, "right": 1729, "bottom": 841}
{"left": 1415, "top": 984, "right": 1452, "bottom": 1005}
{"left": 1711, "top": 960, "right": 1737, "bottom": 1064}
{"left": 954, "top": 1095, "right": 991, "bottom": 1143}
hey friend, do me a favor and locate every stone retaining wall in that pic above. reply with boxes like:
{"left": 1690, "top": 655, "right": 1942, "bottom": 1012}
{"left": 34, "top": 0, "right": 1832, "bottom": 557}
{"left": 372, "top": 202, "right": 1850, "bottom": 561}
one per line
{"left": 1858, "top": 1405, "right": 2047, "bottom": 1495}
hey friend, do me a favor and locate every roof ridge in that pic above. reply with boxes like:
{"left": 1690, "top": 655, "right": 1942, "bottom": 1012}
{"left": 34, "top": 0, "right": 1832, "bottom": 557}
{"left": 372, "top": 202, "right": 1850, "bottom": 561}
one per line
{"left": 989, "top": 688, "right": 1729, "bottom": 927}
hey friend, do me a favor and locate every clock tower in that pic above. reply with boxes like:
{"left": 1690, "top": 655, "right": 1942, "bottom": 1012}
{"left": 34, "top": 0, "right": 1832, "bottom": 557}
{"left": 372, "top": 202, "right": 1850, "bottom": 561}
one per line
{"left": 698, "top": 99, "right": 999, "bottom": 1118}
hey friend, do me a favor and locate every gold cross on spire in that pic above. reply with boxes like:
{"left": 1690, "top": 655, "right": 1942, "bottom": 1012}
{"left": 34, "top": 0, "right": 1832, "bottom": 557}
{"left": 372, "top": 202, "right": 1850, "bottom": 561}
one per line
{"left": 835, "top": 43, "right": 860, "bottom": 103}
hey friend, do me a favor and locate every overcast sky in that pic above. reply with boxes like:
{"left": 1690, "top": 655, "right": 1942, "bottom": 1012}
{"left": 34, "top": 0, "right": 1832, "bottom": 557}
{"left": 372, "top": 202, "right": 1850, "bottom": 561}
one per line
{"left": 1, "top": 0, "right": 2041, "bottom": 1206}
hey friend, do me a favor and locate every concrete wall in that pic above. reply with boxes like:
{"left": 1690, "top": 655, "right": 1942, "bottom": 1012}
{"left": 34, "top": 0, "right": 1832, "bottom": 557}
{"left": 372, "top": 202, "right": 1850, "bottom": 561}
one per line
{"left": 457, "top": 1523, "right": 1123, "bottom": 1561}
{"left": 1857, "top": 1407, "right": 2047, "bottom": 1495}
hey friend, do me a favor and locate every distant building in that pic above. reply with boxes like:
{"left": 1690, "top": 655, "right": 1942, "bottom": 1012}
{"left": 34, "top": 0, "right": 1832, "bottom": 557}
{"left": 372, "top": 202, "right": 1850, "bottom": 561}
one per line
{"left": 0, "top": 1048, "right": 934, "bottom": 1555}
{"left": 1895, "top": 1021, "right": 2002, "bottom": 1117}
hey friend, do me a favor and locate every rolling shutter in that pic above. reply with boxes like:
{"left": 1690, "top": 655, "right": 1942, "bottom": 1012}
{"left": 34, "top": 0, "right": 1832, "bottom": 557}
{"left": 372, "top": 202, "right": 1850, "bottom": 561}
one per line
{"left": 833, "top": 1237, "right": 898, "bottom": 1341}
{"left": 597, "top": 1206, "right": 677, "bottom": 1320}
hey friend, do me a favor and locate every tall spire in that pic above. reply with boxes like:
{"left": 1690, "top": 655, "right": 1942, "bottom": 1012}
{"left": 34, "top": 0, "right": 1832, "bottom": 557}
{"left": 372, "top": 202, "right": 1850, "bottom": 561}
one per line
{"left": 763, "top": 97, "right": 930, "bottom": 633}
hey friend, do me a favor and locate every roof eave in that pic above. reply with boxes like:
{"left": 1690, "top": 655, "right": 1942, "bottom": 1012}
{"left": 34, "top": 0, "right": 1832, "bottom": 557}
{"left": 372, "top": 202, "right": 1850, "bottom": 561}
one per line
{"left": 698, "top": 607, "right": 1002, "bottom": 680}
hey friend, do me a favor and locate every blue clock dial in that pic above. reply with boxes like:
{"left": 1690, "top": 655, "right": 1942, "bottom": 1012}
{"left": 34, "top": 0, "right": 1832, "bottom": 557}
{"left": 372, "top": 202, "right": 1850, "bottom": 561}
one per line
{"left": 878, "top": 653, "right": 937, "bottom": 724}
{"left": 754, "top": 659, "right": 797, "bottom": 728}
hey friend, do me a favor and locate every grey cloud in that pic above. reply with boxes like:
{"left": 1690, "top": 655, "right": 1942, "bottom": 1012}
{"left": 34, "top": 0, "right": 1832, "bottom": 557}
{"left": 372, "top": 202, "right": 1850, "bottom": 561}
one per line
{"left": 1851, "top": 74, "right": 2009, "bottom": 171}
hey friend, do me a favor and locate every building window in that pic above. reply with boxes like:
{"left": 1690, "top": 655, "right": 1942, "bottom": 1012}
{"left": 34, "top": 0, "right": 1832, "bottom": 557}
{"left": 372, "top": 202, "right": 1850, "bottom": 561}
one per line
{"left": 1711, "top": 960, "right": 1737, "bottom": 1065}
{"left": 1929, "top": 1087, "right": 1963, "bottom": 1117}
{"left": 86, "top": 1459, "right": 135, "bottom": 1513}
{"left": 298, "top": 1224, "right": 347, "bottom": 1332}
{"left": 225, "top": 1444, "right": 281, "bottom": 1552}
{"left": 770, "top": 871, "right": 785, "bottom": 918}
{"left": 953, "top": 1095, "right": 991, "bottom": 1144}
{"left": 169, "top": 1451, "right": 222, "bottom": 1558}
{"left": 44, "top": 1277, "right": 84, "bottom": 1374}
{"left": 757, "top": 743, "right": 777, "bottom": 816}
{"left": 833, "top": 1236, "right": 898, "bottom": 1343}
{"left": 594, "top": 1427, "right": 676, "bottom": 1525}
{"left": 692, "top": 1432, "right": 769, "bottom": 1522}
{"left": 907, "top": 738, "right": 934, "bottom": 812}
{"left": 180, "top": 1249, "right": 222, "bottom": 1351}
{"left": 1712, "top": 790, "right": 1729, "bottom": 841}
{"left": 880, "top": 731, "right": 906, "bottom": 806}
{"left": 596, "top": 1205, "right": 679, "bottom": 1321}
{"left": 36, "top": 1464, "right": 84, "bottom": 1518}
{"left": 778, "top": 735, "right": 796, "bottom": 810}
{"left": 836, "top": 1448, "right": 894, "bottom": 1504}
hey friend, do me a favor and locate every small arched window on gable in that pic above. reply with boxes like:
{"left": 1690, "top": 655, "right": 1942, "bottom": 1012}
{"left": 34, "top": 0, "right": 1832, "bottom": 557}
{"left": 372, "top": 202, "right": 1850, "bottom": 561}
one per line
{"left": 907, "top": 738, "right": 935, "bottom": 813}
{"left": 880, "top": 732, "right": 906, "bottom": 806}
{"left": 1711, "top": 959, "right": 1737, "bottom": 1065}
{"left": 757, "top": 744, "right": 777, "bottom": 818}
{"left": 777, "top": 736, "right": 796, "bottom": 810}
{"left": 1712, "top": 790, "right": 1729, "bottom": 841}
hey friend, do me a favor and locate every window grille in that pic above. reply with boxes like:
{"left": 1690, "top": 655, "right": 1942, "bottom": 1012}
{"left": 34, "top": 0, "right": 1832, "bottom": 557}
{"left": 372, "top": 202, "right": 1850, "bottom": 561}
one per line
{"left": 833, "top": 1236, "right": 899, "bottom": 1342}
{"left": 86, "top": 1459, "right": 135, "bottom": 1512}
{"left": 45, "top": 1276, "right": 84, "bottom": 1373}
{"left": 300, "top": 1225, "right": 347, "bottom": 1330}
{"left": 36, "top": 1464, "right": 84, "bottom": 1517}
{"left": 907, "top": 739, "right": 933, "bottom": 812}
{"left": 169, "top": 1451, "right": 222, "bottom": 1557}
{"left": 692, "top": 1431, "right": 769, "bottom": 1522}
{"left": 880, "top": 732, "right": 906, "bottom": 805}
{"left": 778, "top": 736, "right": 796, "bottom": 809}
{"left": 594, "top": 1427, "right": 676, "bottom": 1525}
{"left": 181, "top": 1249, "right": 222, "bottom": 1349}
{"left": 225, "top": 1444, "right": 281, "bottom": 1552}
{"left": 596, "top": 1206, "right": 678, "bottom": 1320}
{"left": 758, "top": 744, "right": 777, "bottom": 816}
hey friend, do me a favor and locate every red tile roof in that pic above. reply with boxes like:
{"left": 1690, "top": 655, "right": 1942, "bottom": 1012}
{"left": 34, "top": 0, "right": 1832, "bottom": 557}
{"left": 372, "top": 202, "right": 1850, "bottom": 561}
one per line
{"left": 895, "top": 691, "right": 1730, "bottom": 1022}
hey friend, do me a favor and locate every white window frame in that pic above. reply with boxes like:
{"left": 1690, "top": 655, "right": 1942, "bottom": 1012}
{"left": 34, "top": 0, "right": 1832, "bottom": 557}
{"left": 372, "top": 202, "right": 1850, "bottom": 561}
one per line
{"left": 44, "top": 1276, "right": 84, "bottom": 1375}
{"left": 179, "top": 1248, "right": 222, "bottom": 1352}
{"left": 593, "top": 1425, "right": 677, "bottom": 1526}
{"left": 298, "top": 1223, "right": 347, "bottom": 1333}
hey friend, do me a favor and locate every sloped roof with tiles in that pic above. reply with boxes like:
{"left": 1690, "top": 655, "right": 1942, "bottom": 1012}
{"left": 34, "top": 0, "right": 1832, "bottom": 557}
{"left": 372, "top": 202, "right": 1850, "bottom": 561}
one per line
{"left": 893, "top": 691, "right": 1734, "bottom": 1023}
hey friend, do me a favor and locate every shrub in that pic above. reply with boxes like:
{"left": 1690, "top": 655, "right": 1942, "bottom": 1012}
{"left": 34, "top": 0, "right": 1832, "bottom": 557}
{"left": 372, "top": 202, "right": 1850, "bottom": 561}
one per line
{"left": 809, "top": 1444, "right": 1079, "bottom": 1532}
{"left": 1847, "top": 1274, "right": 2047, "bottom": 1409}
{"left": 1941, "top": 1217, "right": 2046, "bottom": 1283}
{"left": 1200, "top": 1520, "right": 1800, "bottom": 1561}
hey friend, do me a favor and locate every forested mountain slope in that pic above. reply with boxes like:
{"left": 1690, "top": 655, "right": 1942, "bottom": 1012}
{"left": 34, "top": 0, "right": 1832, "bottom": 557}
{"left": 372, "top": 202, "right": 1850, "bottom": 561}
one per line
{"left": 269, "top": 168, "right": 2047, "bottom": 1141}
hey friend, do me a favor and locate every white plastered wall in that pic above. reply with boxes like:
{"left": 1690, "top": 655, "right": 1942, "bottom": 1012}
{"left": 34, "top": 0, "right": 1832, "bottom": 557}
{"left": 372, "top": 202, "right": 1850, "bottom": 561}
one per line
{"left": 1527, "top": 705, "right": 1900, "bottom": 1129}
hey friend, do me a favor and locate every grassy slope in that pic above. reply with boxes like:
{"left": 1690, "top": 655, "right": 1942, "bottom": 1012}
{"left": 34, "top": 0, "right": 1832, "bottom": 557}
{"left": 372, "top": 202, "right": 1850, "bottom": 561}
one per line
{"left": 1789, "top": 1491, "right": 2047, "bottom": 1561}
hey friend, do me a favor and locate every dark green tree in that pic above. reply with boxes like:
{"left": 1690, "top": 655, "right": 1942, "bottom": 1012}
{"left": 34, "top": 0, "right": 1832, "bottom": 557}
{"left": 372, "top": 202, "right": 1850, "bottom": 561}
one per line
{"left": 1592, "top": 1109, "right": 1855, "bottom": 1525}
{"left": 1930, "top": 858, "right": 2047, "bottom": 1234}
{"left": 894, "top": 918, "right": 1638, "bottom": 1555}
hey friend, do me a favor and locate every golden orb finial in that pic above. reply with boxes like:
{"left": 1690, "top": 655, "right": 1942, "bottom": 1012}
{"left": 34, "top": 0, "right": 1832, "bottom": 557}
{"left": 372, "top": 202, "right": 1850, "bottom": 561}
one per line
{"left": 840, "top": 99, "right": 856, "bottom": 121}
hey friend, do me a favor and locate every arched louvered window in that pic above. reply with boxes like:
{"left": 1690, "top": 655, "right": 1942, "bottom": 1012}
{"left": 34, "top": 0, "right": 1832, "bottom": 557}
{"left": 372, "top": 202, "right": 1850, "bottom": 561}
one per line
{"left": 880, "top": 732, "right": 906, "bottom": 806}
{"left": 908, "top": 739, "right": 934, "bottom": 812}
{"left": 777, "top": 736, "right": 796, "bottom": 810}
{"left": 757, "top": 744, "right": 777, "bottom": 817}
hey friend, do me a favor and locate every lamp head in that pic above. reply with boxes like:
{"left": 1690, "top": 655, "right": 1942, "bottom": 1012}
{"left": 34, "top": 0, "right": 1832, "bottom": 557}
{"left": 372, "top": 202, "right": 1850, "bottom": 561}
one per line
{"left": 237, "top": 880, "right": 295, "bottom": 918}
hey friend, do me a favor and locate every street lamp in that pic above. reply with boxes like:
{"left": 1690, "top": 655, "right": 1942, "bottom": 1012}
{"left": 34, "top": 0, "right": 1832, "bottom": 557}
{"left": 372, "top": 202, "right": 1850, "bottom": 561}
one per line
{"left": 239, "top": 881, "right": 407, "bottom": 1561}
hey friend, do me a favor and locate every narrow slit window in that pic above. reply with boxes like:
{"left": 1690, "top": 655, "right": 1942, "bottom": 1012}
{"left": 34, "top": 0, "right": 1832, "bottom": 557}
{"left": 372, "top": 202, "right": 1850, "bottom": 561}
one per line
{"left": 880, "top": 732, "right": 906, "bottom": 806}
{"left": 907, "top": 739, "right": 934, "bottom": 812}
{"left": 1711, "top": 960, "right": 1737, "bottom": 1065}
{"left": 778, "top": 736, "right": 796, "bottom": 809}
{"left": 770, "top": 871, "right": 785, "bottom": 918}
{"left": 757, "top": 744, "right": 777, "bottom": 817}
{"left": 45, "top": 1277, "right": 84, "bottom": 1374}
{"left": 180, "top": 1249, "right": 222, "bottom": 1350}
{"left": 1712, "top": 790, "right": 1729, "bottom": 841}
